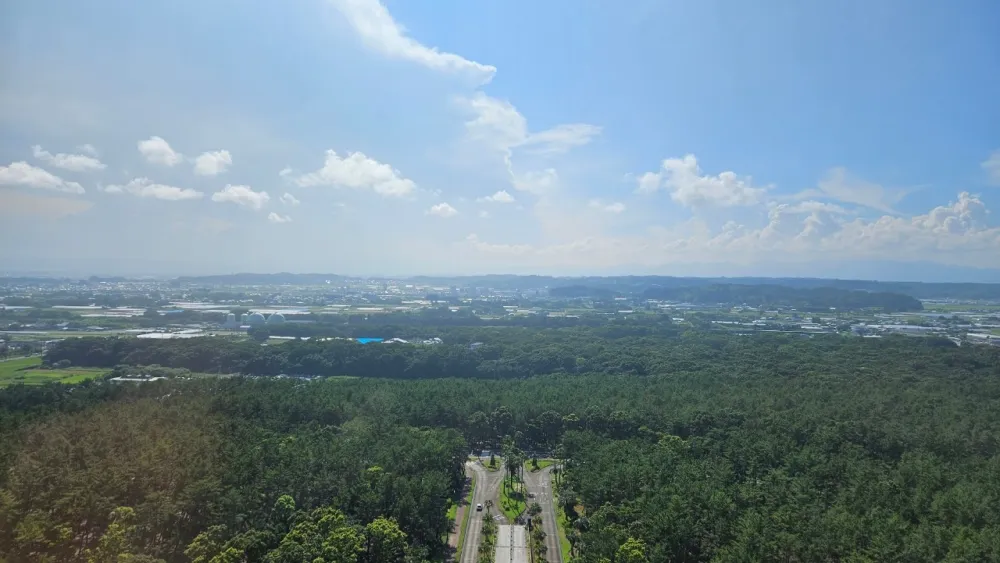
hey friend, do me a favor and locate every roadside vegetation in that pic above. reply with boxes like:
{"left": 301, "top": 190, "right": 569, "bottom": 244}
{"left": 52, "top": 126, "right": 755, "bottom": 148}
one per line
{"left": 526, "top": 458, "right": 555, "bottom": 472}
{"left": 476, "top": 511, "right": 498, "bottom": 563}
{"left": 454, "top": 472, "right": 476, "bottom": 561}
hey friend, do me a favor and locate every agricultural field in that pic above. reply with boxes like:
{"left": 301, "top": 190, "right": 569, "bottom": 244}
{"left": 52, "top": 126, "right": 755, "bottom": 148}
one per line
{"left": 0, "top": 356, "right": 108, "bottom": 387}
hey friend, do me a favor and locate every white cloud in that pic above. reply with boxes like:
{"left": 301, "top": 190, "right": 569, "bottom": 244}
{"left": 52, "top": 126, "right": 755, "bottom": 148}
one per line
{"left": 983, "top": 150, "right": 1000, "bottom": 185}
{"left": 280, "top": 192, "right": 300, "bottom": 206}
{"left": 635, "top": 172, "right": 661, "bottom": 194}
{"left": 521, "top": 124, "right": 603, "bottom": 155}
{"left": 294, "top": 150, "right": 416, "bottom": 197}
{"left": 773, "top": 200, "right": 850, "bottom": 215}
{"left": 463, "top": 192, "right": 1000, "bottom": 270}
{"left": 268, "top": 212, "right": 292, "bottom": 224}
{"left": 635, "top": 154, "right": 766, "bottom": 207}
{"left": 478, "top": 189, "right": 515, "bottom": 204}
{"left": 279, "top": 167, "right": 293, "bottom": 177}
{"left": 137, "top": 136, "right": 183, "bottom": 166}
{"left": 0, "top": 161, "right": 84, "bottom": 194}
{"left": 461, "top": 93, "right": 601, "bottom": 156}
{"left": 427, "top": 202, "right": 458, "bottom": 218}
{"left": 328, "top": 0, "right": 496, "bottom": 83}
{"left": 511, "top": 168, "right": 558, "bottom": 195}
{"left": 193, "top": 150, "right": 233, "bottom": 176}
{"left": 462, "top": 93, "right": 527, "bottom": 151}
{"left": 796, "top": 167, "right": 908, "bottom": 213}
{"left": 588, "top": 199, "right": 626, "bottom": 213}
{"left": 211, "top": 184, "right": 270, "bottom": 210}
{"left": 102, "top": 177, "right": 203, "bottom": 201}
{"left": 478, "top": 210, "right": 490, "bottom": 219}
{"left": 76, "top": 144, "right": 99, "bottom": 157}
{"left": 31, "top": 145, "right": 106, "bottom": 172}
{"left": 911, "top": 191, "right": 989, "bottom": 235}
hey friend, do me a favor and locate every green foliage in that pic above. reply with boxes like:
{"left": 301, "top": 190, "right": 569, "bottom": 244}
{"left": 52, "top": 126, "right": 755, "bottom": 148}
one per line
{"left": 477, "top": 514, "right": 498, "bottom": 563}
{"left": 1, "top": 329, "right": 999, "bottom": 562}
{"left": 615, "top": 538, "right": 647, "bottom": 563}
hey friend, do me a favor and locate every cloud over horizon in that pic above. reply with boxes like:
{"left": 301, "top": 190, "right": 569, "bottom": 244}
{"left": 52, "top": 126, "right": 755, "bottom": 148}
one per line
{"left": 0, "top": 0, "right": 997, "bottom": 279}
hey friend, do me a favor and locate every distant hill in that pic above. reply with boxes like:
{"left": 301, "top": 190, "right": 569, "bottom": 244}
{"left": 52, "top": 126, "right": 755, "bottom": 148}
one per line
{"left": 549, "top": 285, "right": 616, "bottom": 299}
{"left": 174, "top": 273, "right": 346, "bottom": 285}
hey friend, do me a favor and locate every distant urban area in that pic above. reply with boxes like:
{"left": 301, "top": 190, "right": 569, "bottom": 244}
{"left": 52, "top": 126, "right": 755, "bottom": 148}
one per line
{"left": 2, "top": 274, "right": 998, "bottom": 373}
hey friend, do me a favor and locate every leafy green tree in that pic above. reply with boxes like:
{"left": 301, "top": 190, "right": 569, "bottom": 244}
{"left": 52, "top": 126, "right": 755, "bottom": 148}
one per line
{"left": 84, "top": 507, "right": 162, "bottom": 563}
{"left": 615, "top": 537, "right": 647, "bottom": 563}
{"left": 364, "top": 517, "right": 406, "bottom": 563}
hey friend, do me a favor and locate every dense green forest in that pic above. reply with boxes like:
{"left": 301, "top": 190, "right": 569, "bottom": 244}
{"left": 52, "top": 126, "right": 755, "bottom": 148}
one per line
{"left": 2, "top": 329, "right": 1000, "bottom": 562}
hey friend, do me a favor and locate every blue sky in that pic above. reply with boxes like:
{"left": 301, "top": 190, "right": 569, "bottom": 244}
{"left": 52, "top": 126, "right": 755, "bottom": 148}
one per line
{"left": 1, "top": 0, "right": 998, "bottom": 280}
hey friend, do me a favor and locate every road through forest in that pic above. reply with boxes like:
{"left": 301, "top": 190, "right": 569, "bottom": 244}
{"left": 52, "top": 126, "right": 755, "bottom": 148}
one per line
{"left": 523, "top": 465, "right": 562, "bottom": 563}
{"left": 459, "top": 460, "right": 506, "bottom": 563}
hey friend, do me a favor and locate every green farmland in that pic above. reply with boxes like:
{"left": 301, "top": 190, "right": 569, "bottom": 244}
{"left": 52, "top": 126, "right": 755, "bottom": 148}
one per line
{"left": 0, "top": 356, "right": 108, "bottom": 387}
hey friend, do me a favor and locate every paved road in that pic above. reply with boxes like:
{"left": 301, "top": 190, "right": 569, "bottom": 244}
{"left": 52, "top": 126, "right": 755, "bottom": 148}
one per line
{"left": 523, "top": 465, "right": 562, "bottom": 563}
{"left": 495, "top": 525, "right": 529, "bottom": 563}
{"left": 460, "top": 461, "right": 507, "bottom": 563}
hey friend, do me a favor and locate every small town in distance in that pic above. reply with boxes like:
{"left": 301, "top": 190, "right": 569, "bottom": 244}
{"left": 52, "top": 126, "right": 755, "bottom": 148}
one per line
{"left": 3, "top": 274, "right": 999, "bottom": 366}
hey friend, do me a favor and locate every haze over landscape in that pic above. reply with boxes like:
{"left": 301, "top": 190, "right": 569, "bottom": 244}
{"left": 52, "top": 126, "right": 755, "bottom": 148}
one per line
{"left": 2, "top": 0, "right": 999, "bottom": 280}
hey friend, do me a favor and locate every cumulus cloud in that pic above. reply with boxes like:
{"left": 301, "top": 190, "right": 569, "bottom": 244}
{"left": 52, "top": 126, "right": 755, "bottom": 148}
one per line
{"left": 137, "top": 136, "right": 183, "bottom": 166}
{"left": 588, "top": 199, "right": 626, "bottom": 213}
{"left": 31, "top": 145, "right": 106, "bottom": 172}
{"left": 0, "top": 161, "right": 84, "bottom": 193}
{"left": 193, "top": 150, "right": 233, "bottom": 176}
{"left": 268, "top": 212, "right": 292, "bottom": 224}
{"left": 635, "top": 154, "right": 766, "bottom": 207}
{"left": 983, "top": 149, "right": 1000, "bottom": 185}
{"left": 328, "top": 0, "right": 496, "bottom": 83}
{"left": 478, "top": 190, "right": 515, "bottom": 204}
{"left": 427, "top": 202, "right": 458, "bottom": 218}
{"left": 463, "top": 192, "right": 1000, "bottom": 269}
{"left": 478, "top": 210, "right": 490, "bottom": 219}
{"left": 211, "top": 184, "right": 270, "bottom": 210}
{"left": 912, "top": 191, "right": 989, "bottom": 234}
{"left": 280, "top": 192, "right": 300, "bottom": 206}
{"left": 294, "top": 150, "right": 416, "bottom": 197}
{"left": 101, "top": 178, "right": 203, "bottom": 201}
{"left": 76, "top": 144, "right": 99, "bottom": 157}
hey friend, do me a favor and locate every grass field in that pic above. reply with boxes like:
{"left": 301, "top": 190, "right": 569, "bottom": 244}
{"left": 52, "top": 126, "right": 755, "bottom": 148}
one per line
{"left": 454, "top": 472, "right": 476, "bottom": 561}
{"left": 556, "top": 503, "right": 573, "bottom": 562}
{"left": 525, "top": 458, "right": 555, "bottom": 472}
{"left": 499, "top": 477, "right": 526, "bottom": 521}
{"left": 0, "top": 356, "right": 108, "bottom": 387}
